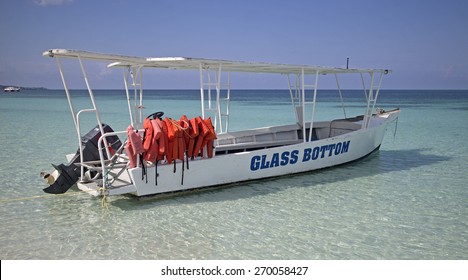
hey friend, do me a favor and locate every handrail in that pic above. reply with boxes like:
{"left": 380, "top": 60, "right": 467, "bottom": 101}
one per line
{"left": 76, "top": 108, "right": 96, "bottom": 181}
{"left": 97, "top": 130, "right": 129, "bottom": 191}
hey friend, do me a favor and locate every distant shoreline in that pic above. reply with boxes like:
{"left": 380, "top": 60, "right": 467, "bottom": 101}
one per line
{"left": 1, "top": 85, "right": 48, "bottom": 90}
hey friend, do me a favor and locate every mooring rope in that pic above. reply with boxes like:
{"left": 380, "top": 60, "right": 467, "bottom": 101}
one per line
{"left": 393, "top": 116, "right": 399, "bottom": 140}
{"left": 0, "top": 188, "right": 108, "bottom": 208}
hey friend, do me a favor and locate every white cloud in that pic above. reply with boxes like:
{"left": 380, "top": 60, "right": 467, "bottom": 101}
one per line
{"left": 34, "top": 0, "right": 73, "bottom": 6}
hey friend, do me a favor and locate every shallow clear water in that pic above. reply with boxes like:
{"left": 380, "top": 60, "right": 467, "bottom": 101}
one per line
{"left": 0, "top": 89, "right": 467, "bottom": 259}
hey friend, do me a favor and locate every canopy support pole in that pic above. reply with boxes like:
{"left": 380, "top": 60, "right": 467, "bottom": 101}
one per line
{"left": 199, "top": 63, "right": 230, "bottom": 133}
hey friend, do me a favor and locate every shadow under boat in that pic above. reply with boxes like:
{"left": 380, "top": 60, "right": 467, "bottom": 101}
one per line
{"left": 111, "top": 148, "right": 450, "bottom": 210}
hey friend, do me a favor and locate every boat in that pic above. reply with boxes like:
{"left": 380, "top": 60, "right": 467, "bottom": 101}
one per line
{"left": 41, "top": 49, "right": 400, "bottom": 199}
{"left": 4, "top": 86, "right": 20, "bottom": 92}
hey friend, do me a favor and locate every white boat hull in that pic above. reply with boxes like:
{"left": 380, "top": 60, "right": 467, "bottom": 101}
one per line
{"left": 42, "top": 49, "right": 399, "bottom": 200}
{"left": 93, "top": 111, "right": 398, "bottom": 197}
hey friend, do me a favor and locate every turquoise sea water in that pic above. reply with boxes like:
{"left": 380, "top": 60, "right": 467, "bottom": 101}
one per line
{"left": 0, "top": 89, "right": 467, "bottom": 259}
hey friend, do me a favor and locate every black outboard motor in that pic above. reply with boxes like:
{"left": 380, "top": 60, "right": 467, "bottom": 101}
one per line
{"left": 42, "top": 124, "right": 122, "bottom": 194}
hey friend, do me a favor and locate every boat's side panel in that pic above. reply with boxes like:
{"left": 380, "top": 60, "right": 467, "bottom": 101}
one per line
{"left": 126, "top": 113, "right": 396, "bottom": 196}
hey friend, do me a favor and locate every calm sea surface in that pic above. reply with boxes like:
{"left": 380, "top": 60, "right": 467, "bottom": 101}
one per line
{"left": 0, "top": 89, "right": 467, "bottom": 259}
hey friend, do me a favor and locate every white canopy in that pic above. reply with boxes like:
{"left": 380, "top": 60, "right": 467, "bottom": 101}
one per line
{"left": 43, "top": 49, "right": 390, "bottom": 75}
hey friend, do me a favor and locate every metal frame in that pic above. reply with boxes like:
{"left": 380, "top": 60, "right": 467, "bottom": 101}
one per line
{"left": 285, "top": 68, "right": 386, "bottom": 141}
{"left": 122, "top": 66, "right": 144, "bottom": 129}
{"left": 44, "top": 49, "right": 391, "bottom": 192}
{"left": 286, "top": 69, "right": 319, "bottom": 142}
{"left": 199, "top": 63, "right": 231, "bottom": 133}
{"left": 361, "top": 71, "right": 385, "bottom": 129}
{"left": 55, "top": 55, "right": 112, "bottom": 182}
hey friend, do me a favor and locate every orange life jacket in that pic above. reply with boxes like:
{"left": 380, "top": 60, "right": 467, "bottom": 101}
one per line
{"left": 126, "top": 140, "right": 136, "bottom": 168}
{"left": 172, "top": 121, "right": 182, "bottom": 161}
{"left": 164, "top": 118, "right": 175, "bottom": 164}
{"left": 143, "top": 118, "right": 162, "bottom": 163}
{"left": 202, "top": 117, "right": 217, "bottom": 158}
{"left": 155, "top": 118, "right": 167, "bottom": 161}
{"left": 142, "top": 118, "right": 153, "bottom": 152}
{"left": 192, "top": 116, "right": 208, "bottom": 158}
{"left": 187, "top": 117, "right": 199, "bottom": 157}
{"left": 136, "top": 115, "right": 217, "bottom": 164}
{"left": 126, "top": 125, "right": 144, "bottom": 168}
{"left": 179, "top": 115, "right": 190, "bottom": 148}
{"left": 151, "top": 118, "right": 162, "bottom": 140}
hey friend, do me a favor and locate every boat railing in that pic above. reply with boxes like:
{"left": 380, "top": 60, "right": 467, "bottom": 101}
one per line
{"left": 327, "top": 118, "right": 363, "bottom": 138}
{"left": 76, "top": 108, "right": 99, "bottom": 179}
{"left": 97, "top": 130, "right": 130, "bottom": 189}
{"left": 215, "top": 124, "right": 302, "bottom": 154}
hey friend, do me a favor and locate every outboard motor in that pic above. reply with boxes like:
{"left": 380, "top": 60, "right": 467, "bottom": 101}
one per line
{"left": 41, "top": 124, "right": 122, "bottom": 194}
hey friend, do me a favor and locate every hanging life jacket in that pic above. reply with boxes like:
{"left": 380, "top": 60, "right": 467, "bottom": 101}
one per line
{"left": 187, "top": 117, "right": 200, "bottom": 158}
{"left": 164, "top": 118, "right": 175, "bottom": 164}
{"left": 126, "top": 125, "right": 144, "bottom": 168}
{"left": 143, "top": 118, "right": 162, "bottom": 163}
{"left": 156, "top": 118, "right": 167, "bottom": 161}
{"left": 192, "top": 116, "right": 209, "bottom": 158}
{"left": 202, "top": 117, "right": 217, "bottom": 158}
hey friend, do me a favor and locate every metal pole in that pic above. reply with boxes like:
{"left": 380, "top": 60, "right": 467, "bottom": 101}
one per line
{"left": 215, "top": 63, "right": 223, "bottom": 133}
{"left": 301, "top": 68, "right": 306, "bottom": 142}
{"left": 199, "top": 63, "right": 205, "bottom": 119}
{"left": 334, "top": 74, "right": 347, "bottom": 119}
{"left": 56, "top": 57, "right": 77, "bottom": 127}
{"left": 122, "top": 67, "right": 135, "bottom": 127}
{"left": 369, "top": 72, "right": 384, "bottom": 119}
{"left": 308, "top": 70, "right": 319, "bottom": 142}
{"left": 287, "top": 74, "right": 299, "bottom": 123}
{"left": 360, "top": 73, "right": 368, "bottom": 102}
{"left": 138, "top": 66, "right": 143, "bottom": 127}
{"left": 363, "top": 72, "right": 375, "bottom": 129}
{"left": 57, "top": 57, "right": 85, "bottom": 181}
{"left": 131, "top": 67, "right": 139, "bottom": 129}
{"left": 77, "top": 54, "right": 111, "bottom": 159}
{"left": 225, "top": 71, "right": 231, "bottom": 132}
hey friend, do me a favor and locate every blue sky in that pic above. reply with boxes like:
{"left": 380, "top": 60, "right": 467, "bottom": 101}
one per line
{"left": 1, "top": 0, "right": 467, "bottom": 89}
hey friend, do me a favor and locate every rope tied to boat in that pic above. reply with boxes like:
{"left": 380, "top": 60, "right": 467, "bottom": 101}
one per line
{"left": 0, "top": 188, "right": 106, "bottom": 204}
{"left": 393, "top": 116, "right": 399, "bottom": 141}
{"left": 99, "top": 187, "right": 109, "bottom": 209}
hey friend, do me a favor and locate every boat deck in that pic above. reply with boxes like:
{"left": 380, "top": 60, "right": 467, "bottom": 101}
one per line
{"left": 215, "top": 117, "right": 363, "bottom": 155}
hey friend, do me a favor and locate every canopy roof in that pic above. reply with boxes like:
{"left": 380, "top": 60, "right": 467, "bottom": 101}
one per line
{"left": 43, "top": 49, "right": 390, "bottom": 75}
